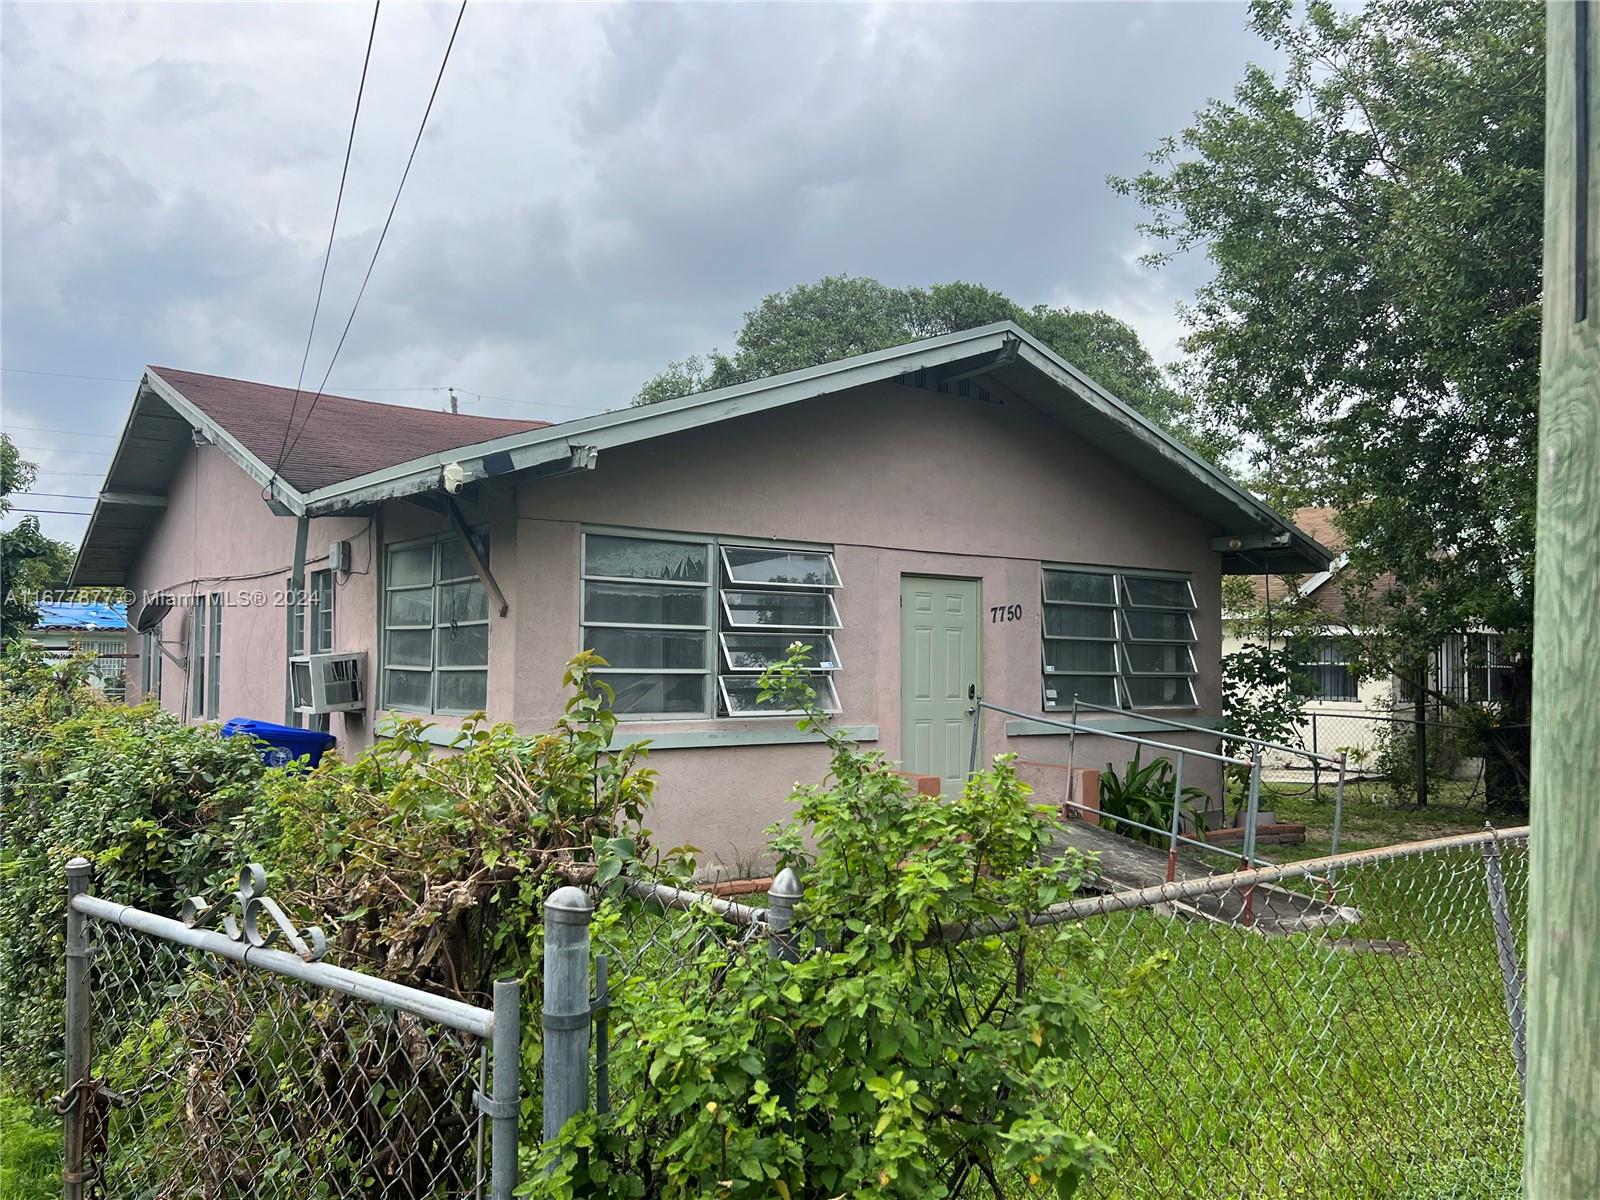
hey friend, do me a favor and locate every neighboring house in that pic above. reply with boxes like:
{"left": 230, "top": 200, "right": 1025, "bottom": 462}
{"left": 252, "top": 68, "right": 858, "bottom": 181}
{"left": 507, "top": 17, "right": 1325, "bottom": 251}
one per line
{"left": 1222, "top": 506, "right": 1512, "bottom": 767}
{"left": 25, "top": 601, "right": 130, "bottom": 698}
{"left": 69, "top": 322, "right": 1328, "bottom": 867}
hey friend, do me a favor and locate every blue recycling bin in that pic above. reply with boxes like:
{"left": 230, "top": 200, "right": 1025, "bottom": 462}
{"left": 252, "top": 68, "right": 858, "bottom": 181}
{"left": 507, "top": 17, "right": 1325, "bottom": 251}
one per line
{"left": 221, "top": 718, "right": 336, "bottom": 768}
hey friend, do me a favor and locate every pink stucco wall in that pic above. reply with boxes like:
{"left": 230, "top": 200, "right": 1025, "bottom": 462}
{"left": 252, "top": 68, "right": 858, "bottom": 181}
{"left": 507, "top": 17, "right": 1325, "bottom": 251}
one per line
{"left": 130, "top": 378, "right": 1231, "bottom": 872}
{"left": 125, "top": 442, "right": 371, "bottom": 743}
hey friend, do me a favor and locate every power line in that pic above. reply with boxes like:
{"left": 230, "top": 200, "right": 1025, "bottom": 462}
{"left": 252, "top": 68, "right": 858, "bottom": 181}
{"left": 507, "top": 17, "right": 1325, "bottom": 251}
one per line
{"left": 28, "top": 469, "right": 105, "bottom": 478}
{"left": 6, "top": 507, "right": 93, "bottom": 517}
{"left": 2, "top": 424, "right": 118, "bottom": 440}
{"left": 279, "top": 0, "right": 469, "bottom": 468}
{"left": 0, "top": 368, "right": 139, "bottom": 384}
{"left": 12, "top": 491, "right": 98, "bottom": 500}
{"left": 10, "top": 445, "right": 111, "bottom": 457}
{"left": 269, "top": 0, "right": 383, "bottom": 488}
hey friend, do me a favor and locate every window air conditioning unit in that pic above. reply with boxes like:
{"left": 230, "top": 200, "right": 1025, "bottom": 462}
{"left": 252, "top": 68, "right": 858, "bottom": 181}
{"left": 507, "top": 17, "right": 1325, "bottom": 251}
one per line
{"left": 290, "top": 652, "right": 367, "bottom": 714}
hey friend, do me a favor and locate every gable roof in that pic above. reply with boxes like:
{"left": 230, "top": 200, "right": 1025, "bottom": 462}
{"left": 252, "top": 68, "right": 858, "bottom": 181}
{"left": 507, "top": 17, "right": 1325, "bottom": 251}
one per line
{"left": 1239, "top": 506, "right": 1398, "bottom": 622}
{"left": 282, "top": 321, "right": 1331, "bottom": 574}
{"left": 149, "top": 368, "right": 547, "bottom": 493}
{"left": 71, "top": 323, "right": 1333, "bottom": 586}
{"left": 68, "top": 368, "right": 545, "bottom": 586}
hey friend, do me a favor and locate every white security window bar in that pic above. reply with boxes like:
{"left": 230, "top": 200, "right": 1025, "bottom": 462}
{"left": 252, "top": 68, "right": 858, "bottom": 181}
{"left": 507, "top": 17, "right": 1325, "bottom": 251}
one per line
{"left": 1042, "top": 566, "right": 1197, "bottom": 711}
{"left": 382, "top": 531, "right": 490, "bottom": 715}
{"left": 1302, "top": 638, "right": 1358, "bottom": 702}
{"left": 580, "top": 531, "right": 843, "bottom": 719}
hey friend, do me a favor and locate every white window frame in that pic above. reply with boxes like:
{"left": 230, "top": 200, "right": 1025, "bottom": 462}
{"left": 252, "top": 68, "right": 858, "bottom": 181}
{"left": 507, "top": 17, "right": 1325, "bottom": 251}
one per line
{"left": 189, "top": 595, "right": 207, "bottom": 719}
{"left": 580, "top": 527, "right": 843, "bottom": 720}
{"left": 381, "top": 530, "right": 491, "bottom": 716}
{"left": 206, "top": 594, "right": 221, "bottom": 719}
{"left": 1042, "top": 565, "right": 1198, "bottom": 712}
{"left": 310, "top": 568, "right": 334, "bottom": 654}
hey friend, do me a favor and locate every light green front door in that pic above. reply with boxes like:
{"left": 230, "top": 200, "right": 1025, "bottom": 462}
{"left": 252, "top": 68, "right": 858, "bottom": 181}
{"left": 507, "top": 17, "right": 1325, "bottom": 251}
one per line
{"left": 900, "top": 576, "right": 982, "bottom": 793}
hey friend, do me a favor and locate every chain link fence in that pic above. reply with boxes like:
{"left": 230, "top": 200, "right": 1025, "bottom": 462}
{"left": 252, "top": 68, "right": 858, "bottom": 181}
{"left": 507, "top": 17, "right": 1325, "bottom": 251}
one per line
{"left": 550, "top": 828, "right": 1526, "bottom": 1199}
{"left": 60, "top": 862, "right": 519, "bottom": 1200}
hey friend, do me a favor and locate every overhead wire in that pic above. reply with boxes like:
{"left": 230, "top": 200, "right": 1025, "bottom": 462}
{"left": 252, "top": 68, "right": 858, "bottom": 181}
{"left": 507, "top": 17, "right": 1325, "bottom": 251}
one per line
{"left": 266, "top": 0, "right": 383, "bottom": 494}
{"left": 278, "top": 0, "right": 469, "bottom": 470}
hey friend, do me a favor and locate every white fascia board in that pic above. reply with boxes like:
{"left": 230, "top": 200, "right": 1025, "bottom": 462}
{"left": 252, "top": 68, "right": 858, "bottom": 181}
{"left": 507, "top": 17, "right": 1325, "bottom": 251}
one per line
{"left": 1296, "top": 554, "right": 1349, "bottom": 598}
{"left": 302, "top": 325, "right": 1019, "bottom": 514}
{"left": 143, "top": 369, "right": 307, "bottom": 515}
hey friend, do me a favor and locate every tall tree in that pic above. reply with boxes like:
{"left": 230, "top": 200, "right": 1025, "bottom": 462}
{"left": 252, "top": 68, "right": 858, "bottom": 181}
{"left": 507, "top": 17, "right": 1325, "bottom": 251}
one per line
{"left": 1115, "top": 0, "right": 1543, "bottom": 791}
{"left": 634, "top": 276, "right": 1194, "bottom": 434}
{"left": 2, "top": 434, "right": 78, "bottom": 641}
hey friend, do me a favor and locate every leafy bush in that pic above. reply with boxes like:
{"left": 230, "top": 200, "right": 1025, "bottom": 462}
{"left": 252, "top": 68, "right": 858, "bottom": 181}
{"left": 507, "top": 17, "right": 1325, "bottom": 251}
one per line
{"left": 0, "top": 1092, "right": 57, "bottom": 1200}
{"left": 1098, "top": 750, "right": 1209, "bottom": 846}
{"left": 0, "top": 643, "right": 265, "bottom": 1096}
{"left": 536, "top": 649, "right": 1105, "bottom": 1198}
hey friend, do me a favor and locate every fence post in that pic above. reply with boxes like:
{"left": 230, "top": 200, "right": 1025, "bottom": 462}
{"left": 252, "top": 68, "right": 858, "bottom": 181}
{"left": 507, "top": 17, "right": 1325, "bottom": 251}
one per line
{"left": 1311, "top": 713, "right": 1321, "bottom": 803}
{"left": 489, "top": 978, "right": 521, "bottom": 1200}
{"left": 1480, "top": 833, "right": 1527, "bottom": 1092}
{"left": 766, "top": 869, "right": 803, "bottom": 1125}
{"left": 1327, "top": 753, "right": 1348, "bottom": 897}
{"left": 1166, "top": 753, "right": 1184, "bottom": 884}
{"left": 768, "top": 868, "right": 803, "bottom": 963}
{"left": 542, "top": 886, "right": 593, "bottom": 1145}
{"left": 1241, "top": 748, "right": 1262, "bottom": 926}
{"left": 62, "top": 856, "right": 93, "bottom": 1200}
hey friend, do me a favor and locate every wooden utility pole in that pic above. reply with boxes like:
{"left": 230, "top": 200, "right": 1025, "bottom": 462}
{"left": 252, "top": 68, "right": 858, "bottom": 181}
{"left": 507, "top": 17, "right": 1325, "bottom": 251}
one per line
{"left": 1527, "top": 3, "right": 1600, "bottom": 1195}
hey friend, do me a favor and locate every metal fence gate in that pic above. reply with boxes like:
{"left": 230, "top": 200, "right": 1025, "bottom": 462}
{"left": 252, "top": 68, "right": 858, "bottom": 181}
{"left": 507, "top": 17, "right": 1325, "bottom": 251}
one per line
{"left": 57, "top": 858, "right": 521, "bottom": 1199}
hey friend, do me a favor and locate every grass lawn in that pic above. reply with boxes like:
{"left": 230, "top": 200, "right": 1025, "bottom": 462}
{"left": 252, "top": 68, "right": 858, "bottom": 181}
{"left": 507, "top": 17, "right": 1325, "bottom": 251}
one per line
{"left": 1060, "top": 781, "right": 1525, "bottom": 1199}
{"left": 0, "top": 1094, "right": 59, "bottom": 1200}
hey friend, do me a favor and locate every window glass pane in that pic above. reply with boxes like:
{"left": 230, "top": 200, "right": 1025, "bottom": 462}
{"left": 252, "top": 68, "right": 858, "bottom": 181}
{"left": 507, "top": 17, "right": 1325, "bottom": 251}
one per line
{"left": 722, "top": 633, "right": 839, "bottom": 672}
{"left": 385, "top": 669, "right": 431, "bottom": 710}
{"left": 438, "top": 624, "right": 489, "bottom": 668}
{"left": 1125, "top": 676, "right": 1197, "bottom": 708}
{"left": 436, "top": 670, "right": 487, "bottom": 713}
{"left": 583, "top": 582, "right": 708, "bottom": 627}
{"left": 1041, "top": 640, "right": 1117, "bottom": 673}
{"left": 440, "top": 580, "right": 488, "bottom": 625}
{"left": 386, "top": 629, "right": 433, "bottom": 668}
{"left": 723, "top": 590, "right": 838, "bottom": 628}
{"left": 1043, "top": 606, "right": 1116, "bottom": 639}
{"left": 721, "top": 674, "right": 840, "bottom": 714}
{"left": 1122, "top": 610, "right": 1195, "bottom": 642}
{"left": 312, "top": 571, "right": 333, "bottom": 653}
{"left": 596, "top": 672, "right": 707, "bottom": 715}
{"left": 388, "top": 545, "right": 433, "bottom": 587}
{"left": 439, "top": 535, "right": 488, "bottom": 582}
{"left": 585, "top": 628, "right": 705, "bottom": 670}
{"left": 1043, "top": 571, "right": 1115, "bottom": 605}
{"left": 386, "top": 587, "right": 434, "bottom": 627}
{"left": 1121, "top": 576, "right": 1195, "bottom": 609}
{"left": 586, "top": 535, "right": 708, "bottom": 582}
{"left": 1043, "top": 675, "right": 1119, "bottom": 708}
{"left": 1122, "top": 643, "right": 1196, "bottom": 675}
{"left": 722, "top": 546, "right": 841, "bottom": 588}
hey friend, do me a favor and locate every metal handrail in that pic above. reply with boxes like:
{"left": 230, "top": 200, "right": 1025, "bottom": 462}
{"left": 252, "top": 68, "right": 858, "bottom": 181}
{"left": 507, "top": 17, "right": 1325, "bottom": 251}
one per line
{"left": 1057, "top": 798, "right": 1280, "bottom": 869}
{"left": 1068, "top": 697, "right": 1346, "bottom": 765}
{"left": 973, "top": 701, "right": 1251, "bottom": 767}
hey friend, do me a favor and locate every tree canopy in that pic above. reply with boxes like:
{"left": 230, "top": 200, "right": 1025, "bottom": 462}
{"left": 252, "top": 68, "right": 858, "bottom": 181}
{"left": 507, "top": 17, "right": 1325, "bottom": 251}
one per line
{"left": 2, "top": 434, "right": 78, "bottom": 641}
{"left": 1115, "top": 0, "right": 1544, "bottom": 721}
{"left": 633, "top": 275, "right": 1193, "bottom": 434}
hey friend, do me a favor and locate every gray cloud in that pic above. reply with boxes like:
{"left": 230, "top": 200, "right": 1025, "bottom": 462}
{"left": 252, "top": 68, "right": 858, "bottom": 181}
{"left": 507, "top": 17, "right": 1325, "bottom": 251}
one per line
{"left": 2, "top": 0, "right": 1272, "bottom": 544}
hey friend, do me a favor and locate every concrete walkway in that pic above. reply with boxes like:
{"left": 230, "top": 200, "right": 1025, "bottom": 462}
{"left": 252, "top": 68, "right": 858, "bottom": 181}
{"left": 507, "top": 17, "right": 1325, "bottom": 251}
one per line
{"left": 1050, "top": 820, "right": 1355, "bottom": 933}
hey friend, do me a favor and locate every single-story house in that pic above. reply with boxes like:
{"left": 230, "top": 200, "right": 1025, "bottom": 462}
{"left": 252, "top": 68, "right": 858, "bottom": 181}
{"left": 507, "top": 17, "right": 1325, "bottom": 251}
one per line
{"left": 1223, "top": 505, "right": 1512, "bottom": 771}
{"left": 69, "top": 322, "right": 1329, "bottom": 869}
{"left": 24, "top": 601, "right": 130, "bottom": 699}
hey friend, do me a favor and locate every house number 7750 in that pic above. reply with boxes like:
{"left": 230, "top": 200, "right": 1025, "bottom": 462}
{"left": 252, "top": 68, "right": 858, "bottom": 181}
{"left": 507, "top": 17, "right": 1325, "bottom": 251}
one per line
{"left": 990, "top": 605, "right": 1023, "bottom": 623}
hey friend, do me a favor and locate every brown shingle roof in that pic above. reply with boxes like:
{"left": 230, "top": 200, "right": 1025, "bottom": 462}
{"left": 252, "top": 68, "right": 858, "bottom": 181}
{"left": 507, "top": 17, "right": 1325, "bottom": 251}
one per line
{"left": 1241, "top": 506, "right": 1395, "bottom": 622}
{"left": 151, "top": 367, "right": 548, "bottom": 493}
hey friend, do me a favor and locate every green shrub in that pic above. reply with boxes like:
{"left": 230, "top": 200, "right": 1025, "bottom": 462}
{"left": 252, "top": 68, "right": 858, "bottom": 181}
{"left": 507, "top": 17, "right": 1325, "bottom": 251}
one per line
{"left": 0, "top": 643, "right": 265, "bottom": 1096}
{"left": 535, "top": 649, "right": 1105, "bottom": 1198}
{"left": 1098, "top": 750, "right": 1209, "bottom": 846}
{"left": 0, "top": 1092, "right": 57, "bottom": 1200}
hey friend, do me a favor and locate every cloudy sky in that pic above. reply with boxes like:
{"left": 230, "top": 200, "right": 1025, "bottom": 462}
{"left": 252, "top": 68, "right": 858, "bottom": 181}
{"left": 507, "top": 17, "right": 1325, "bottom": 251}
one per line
{"left": 2, "top": 1, "right": 1275, "bottom": 545}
